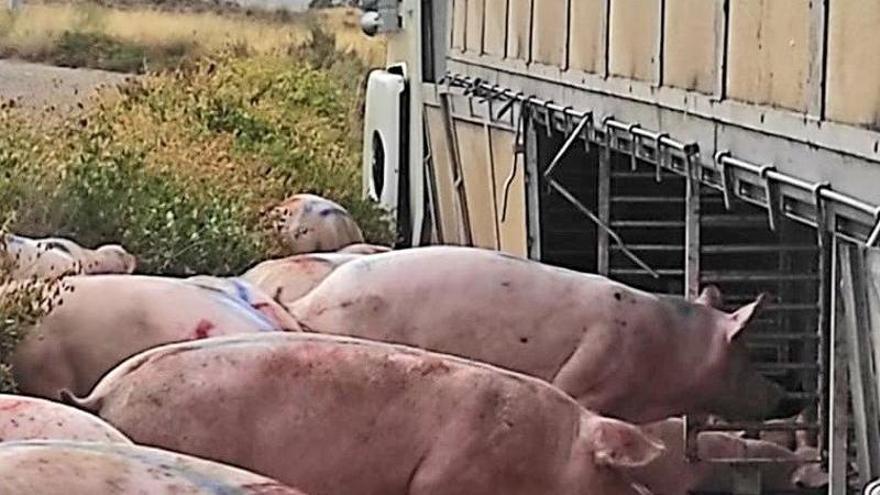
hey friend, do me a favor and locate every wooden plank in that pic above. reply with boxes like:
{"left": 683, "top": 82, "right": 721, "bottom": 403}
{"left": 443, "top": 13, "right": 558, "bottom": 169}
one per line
{"left": 453, "top": 118, "right": 497, "bottom": 249}
{"left": 713, "top": 0, "right": 729, "bottom": 99}
{"left": 805, "top": 0, "right": 827, "bottom": 118}
{"left": 483, "top": 0, "right": 509, "bottom": 57}
{"left": 663, "top": 0, "right": 720, "bottom": 94}
{"left": 608, "top": 0, "right": 662, "bottom": 82}
{"left": 465, "top": 0, "right": 485, "bottom": 54}
{"left": 531, "top": 0, "right": 568, "bottom": 67}
{"left": 439, "top": 92, "right": 474, "bottom": 245}
{"left": 568, "top": 0, "right": 607, "bottom": 74}
{"left": 451, "top": 0, "right": 467, "bottom": 51}
{"left": 490, "top": 126, "right": 529, "bottom": 257}
{"left": 507, "top": 0, "right": 532, "bottom": 61}
{"left": 826, "top": 0, "right": 880, "bottom": 127}
{"left": 425, "top": 105, "right": 463, "bottom": 245}
{"left": 726, "top": 0, "right": 813, "bottom": 112}
{"left": 422, "top": 110, "right": 444, "bottom": 244}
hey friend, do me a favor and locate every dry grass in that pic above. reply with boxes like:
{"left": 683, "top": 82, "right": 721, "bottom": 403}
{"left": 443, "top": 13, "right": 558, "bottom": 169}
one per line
{"left": 0, "top": 4, "right": 385, "bottom": 67}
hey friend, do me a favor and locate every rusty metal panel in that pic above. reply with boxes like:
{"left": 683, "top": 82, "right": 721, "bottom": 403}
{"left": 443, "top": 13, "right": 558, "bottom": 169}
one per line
{"left": 727, "top": 0, "right": 812, "bottom": 112}
{"left": 608, "top": 0, "right": 661, "bottom": 82}
{"left": 451, "top": 0, "right": 467, "bottom": 51}
{"left": 484, "top": 0, "right": 508, "bottom": 57}
{"left": 663, "top": 0, "right": 719, "bottom": 94}
{"left": 568, "top": 0, "right": 607, "bottom": 74}
{"left": 456, "top": 120, "right": 500, "bottom": 249}
{"left": 466, "top": 0, "right": 485, "bottom": 53}
{"left": 507, "top": 0, "right": 532, "bottom": 61}
{"left": 426, "top": 106, "right": 463, "bottom": 244}
{"left": 490, "top": 127, "right": 528, "bottom": 256}
{"left": 827, "top": 0, "right": 880, "bottom": 128}
{"left": 532, "top": 0, "right": 568, "bottom": 67}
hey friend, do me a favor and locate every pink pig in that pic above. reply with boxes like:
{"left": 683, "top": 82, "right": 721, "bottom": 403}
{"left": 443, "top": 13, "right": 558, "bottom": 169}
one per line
{"left": 288, "top": 246, "right": 797, "bottom": 423}
{"left": 0, "top": 394, "right": 129, "bottom": 444}
{"left": 66, "top": 333, "right": 665, "bottom": 495}
{"left": 1, "top": 440, "right": 309, "bottom": 495}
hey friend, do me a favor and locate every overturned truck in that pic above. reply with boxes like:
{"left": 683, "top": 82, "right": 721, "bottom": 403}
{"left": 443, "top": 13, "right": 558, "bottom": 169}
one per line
{"left": 357, "top": 1, "right": 880, "bottom": 493}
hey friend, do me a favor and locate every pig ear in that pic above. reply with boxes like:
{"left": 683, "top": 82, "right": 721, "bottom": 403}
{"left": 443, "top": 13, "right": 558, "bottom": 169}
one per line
{"left": 694, "top": 285, "right": 724, "bottom": 309}
{"left": 588, "top": 417, "right": 665, "bottom": 468}
{"left": 725, "top": 293, "right": 767, "bottom": 343}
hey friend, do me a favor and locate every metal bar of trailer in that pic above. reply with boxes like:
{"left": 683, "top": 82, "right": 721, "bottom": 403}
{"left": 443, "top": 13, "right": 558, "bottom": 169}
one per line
{"left": 690, "top": 423, "right": 820, "bottom": 433}
{"left": 446, "top": 74, "right": 880, "bottom": 246}
{"left": 546, "top": 178, "right": 661, "bottom": 278}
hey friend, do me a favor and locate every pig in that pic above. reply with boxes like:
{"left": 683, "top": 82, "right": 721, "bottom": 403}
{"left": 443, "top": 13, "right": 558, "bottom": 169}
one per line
{"left": 0, "top": 394, "right": 130, "bottom": 444}
{"left": 337, "top": 243, "right": 393, "bottom": 255}
{"left": 2, "top": 234, "right": 80, "bottom": 280}
{"left": 36, "top": 237, "right": 137, "bottom": 275}
{"left": 2, "top": 234, "right": 137, "bottom": 280}
{"left": 632, "top": 417, "right": 827, "bottom": 494}
{"left": 270, "top": 194, "right": 365, "bottom": 254}
{"left": 11, "top": 274, "right": 296, "bottom": 399}
{"left": 241, "top": 252, "right": 364, "bottom": 309}
{"left": 0, "top": 440, "right": 309, "bottom": 495}
{"left": 287, "top": 246, "right": 797, "bottom": 424}
{"left": 65, "top": 333, "right": 666, "bottom": 495}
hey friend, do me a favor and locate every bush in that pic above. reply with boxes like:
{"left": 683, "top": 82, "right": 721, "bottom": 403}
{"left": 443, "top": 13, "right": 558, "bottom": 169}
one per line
{"left": 0, "top": 43, "right": 392, "bottom": 276}
{"left": 45, "top": 31, "right": 196, "bottom": 73}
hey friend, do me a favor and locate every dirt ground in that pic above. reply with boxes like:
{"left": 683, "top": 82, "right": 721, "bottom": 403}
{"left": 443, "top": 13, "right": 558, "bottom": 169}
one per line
{"left": 0, "top": 59, "right": 131, "bottom": 116}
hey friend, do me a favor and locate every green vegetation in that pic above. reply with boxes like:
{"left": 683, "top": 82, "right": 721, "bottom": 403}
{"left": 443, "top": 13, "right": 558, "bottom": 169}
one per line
{"left": 0, "top": 17, "right": 392, "bottom": 389}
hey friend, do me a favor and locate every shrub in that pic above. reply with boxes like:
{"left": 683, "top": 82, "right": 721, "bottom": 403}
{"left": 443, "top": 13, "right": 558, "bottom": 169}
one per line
{"left": 0, "top": 44, "right": 392, "bottom": 276}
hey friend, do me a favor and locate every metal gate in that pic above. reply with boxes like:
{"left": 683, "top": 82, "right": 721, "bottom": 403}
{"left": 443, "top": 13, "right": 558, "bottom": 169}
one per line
{"left": 442, "top": 74, "right": 880, "bottom": 493}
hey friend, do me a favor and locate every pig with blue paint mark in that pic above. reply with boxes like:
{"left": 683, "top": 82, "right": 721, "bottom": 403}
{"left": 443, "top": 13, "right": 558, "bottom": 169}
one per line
{"left": 65, "top": 333, "right": 665, "bottom": 495}
{"left": 11, "top": 274, "right": 298, "bottom": 400}
{"left": 269, "top": 194, "right": 365, "bottom": 254}
{"left": 0, "top": 440, "right": 309, "bottom": 495}
{"left": 288, "top": 246, "right": 799, "bottom": 424}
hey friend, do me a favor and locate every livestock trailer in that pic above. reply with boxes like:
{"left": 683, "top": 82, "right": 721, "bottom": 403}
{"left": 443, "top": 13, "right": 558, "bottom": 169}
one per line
{"left": 357, "top": 1, "right": 880, "bottom": 493}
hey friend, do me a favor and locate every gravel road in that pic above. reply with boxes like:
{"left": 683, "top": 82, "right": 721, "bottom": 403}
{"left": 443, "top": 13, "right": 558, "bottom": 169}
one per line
{"left": 0, "top": 59, "right": 132, "bottom": 115}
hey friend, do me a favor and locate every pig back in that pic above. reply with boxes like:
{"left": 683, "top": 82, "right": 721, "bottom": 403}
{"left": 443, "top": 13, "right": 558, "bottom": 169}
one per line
{"left": 0, "top": 440, "right": 307, "bottom": 495}
{"left": 81, "top": 333, "right": 592, "bottom": 495}
{"left": 0, "top": 395, "right": 130, "bottom": 444}
{"left": 12, "top": 275, "right": 280, "bottom": 399}
{"left": 289, "top": 246, "right": 634, "bottom": 382}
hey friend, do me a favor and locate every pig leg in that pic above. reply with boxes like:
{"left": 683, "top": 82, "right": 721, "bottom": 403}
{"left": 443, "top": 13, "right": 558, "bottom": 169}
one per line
{"left": 12, "top": 342, "right": 74, "bottom": 400}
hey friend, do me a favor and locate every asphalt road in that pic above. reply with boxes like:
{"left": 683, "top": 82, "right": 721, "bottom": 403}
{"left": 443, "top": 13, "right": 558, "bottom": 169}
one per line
{"left": 0, "top": 59, "right": 131, "bottom": 116}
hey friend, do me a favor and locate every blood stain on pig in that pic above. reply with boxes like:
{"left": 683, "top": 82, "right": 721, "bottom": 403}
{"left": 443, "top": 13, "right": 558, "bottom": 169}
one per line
{"left": 0, "top": 400, "right": 23, "bottom": 411}
{"left": 613, "top": 292, "right": 622, "bottom": 302}
{"left": 193, "top": 319, "right": 215, "bottom": 339}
